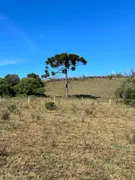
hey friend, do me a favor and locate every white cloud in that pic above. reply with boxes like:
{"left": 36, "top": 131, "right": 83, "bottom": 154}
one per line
{"left": 0, "top": 56, "right": 24, "bottom": 66}
{"left": 0, "top": 60, "right": 16, "bottom": 66}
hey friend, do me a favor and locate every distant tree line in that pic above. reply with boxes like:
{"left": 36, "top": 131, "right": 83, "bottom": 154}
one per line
{"left": 45, "top": 73, "right": 125, "bottom": 82}
{"left": 0, "top": 73, "right": 45, "bottom": 97}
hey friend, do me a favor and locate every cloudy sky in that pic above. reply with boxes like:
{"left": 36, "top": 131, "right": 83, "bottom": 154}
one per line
{"left": 0, "top": 0, "right": 135, "bottom": 78}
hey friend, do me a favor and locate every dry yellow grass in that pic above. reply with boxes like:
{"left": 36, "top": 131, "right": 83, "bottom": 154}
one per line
{"left": 0, "top": 78, "right": 135, "bottom": 180}
{"left": 45, "top": 78, "right": 124, "bottom": 99}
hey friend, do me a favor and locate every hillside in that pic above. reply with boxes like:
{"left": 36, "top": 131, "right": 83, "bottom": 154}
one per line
{"left": 45, "top": 77, "right": 125, "bottom": 99}
{"left": 1, "top": 77, "right": 135, "bottom": 179}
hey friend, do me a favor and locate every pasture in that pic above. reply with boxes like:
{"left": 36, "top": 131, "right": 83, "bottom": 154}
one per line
{"left": 1, "top": 77, "right": 135, "bottom": 180}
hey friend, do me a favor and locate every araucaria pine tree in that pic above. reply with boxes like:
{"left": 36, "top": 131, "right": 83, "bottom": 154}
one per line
{"left": 42, "top": 53, "right": 87, "bottom": 98}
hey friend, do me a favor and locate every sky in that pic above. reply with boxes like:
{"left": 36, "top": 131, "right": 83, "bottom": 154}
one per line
{"left": 0, "top": 0, "right": 135, "bottom": 78}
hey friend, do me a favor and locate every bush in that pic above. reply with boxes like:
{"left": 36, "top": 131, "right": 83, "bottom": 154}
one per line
{"left": 0, "top": 78, "right": 15, "bottom": 97}
{"left": 115, "top": 88, "right": 123, "bottom": 99}
{"left": 0, "top": 73, "right": 45, "bottom": 97}
{"left": 8, "top": 103, "right": 17, "bottom": 112}
{"left": 15, "top": 76, "right": 45, "bottom": 96}
{"left": 45, "top": 102, "right": 57, "bottom": 110}
{"left": 115, "top": 71, "right": 135, "bottom": 105}
{"left": 27, "top": 73, "right": 44, "bottom": 86}
{"left": 4, "top": 74, "right": 20, "bottom": 86}
{"left": 1, "top": 110, "right": 10, "bottom": 120}
{"left": 129, "top": 100, "right": 135, "bottom": 107}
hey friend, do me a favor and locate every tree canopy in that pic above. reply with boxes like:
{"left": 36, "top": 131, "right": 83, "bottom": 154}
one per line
{"left": 14, "top": 77, "right": 45, "bottom": 96}
{"left": 0, "top": 78, "right": 15, "bottom": 97}
{"left": 43, "top": 53, "right": 87, "bottom": 78}
{"left": 4, "top": 74, "right": 20, "bottom": 86}
{"left": 0, "top": 73, "right": 45, "bottom": 97}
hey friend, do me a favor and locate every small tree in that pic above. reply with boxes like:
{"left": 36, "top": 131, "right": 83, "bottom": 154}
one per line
{"left": 42, "top": 53, "right": 87, "bottom": 98}
{"left": 27, "top": 73, "right": 40, "bottom": 80}
{"left": 4, "top": 74, "right": 20, "bottom": 86}
{"left": 0, "top": 78, "right": 15, "bottom": 97}
{"left": 27, "top": 73, "right": 44, "bottom": 86}
{"left": 14, "top": 73, "right": 45, "bottom": 96}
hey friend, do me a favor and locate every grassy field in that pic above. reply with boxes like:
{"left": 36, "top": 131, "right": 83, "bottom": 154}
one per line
{"left": 45, "top": 78, "right": 124, "bottom": 99}
{"left": 1, "top": 78, "right": 135, "bottom": 180}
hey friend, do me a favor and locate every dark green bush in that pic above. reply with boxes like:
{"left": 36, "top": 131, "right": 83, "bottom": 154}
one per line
{"left": 27, "top": 73, "right": 44, "bottom": 86}
{"left": 0, "top": 73, "right": 45, "bottom": 97}
{"left": 129, "top": 100, "right": 135, "bottom": 107}
{"left": 45, "top": 102, "right": 57, "bottom": 110}
{"left": 4, "top": 74, "right": 20, "bottom": 86}
{"left": 0, "top": 78, "right": 15, "bottom": 97}
{"left": 15, "top": 76, "right": 45, "bottom": 96}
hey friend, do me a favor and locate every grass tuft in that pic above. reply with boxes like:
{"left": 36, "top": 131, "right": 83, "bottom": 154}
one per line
{"left": 1, "top": 110, "right": 10, "bottom": 120}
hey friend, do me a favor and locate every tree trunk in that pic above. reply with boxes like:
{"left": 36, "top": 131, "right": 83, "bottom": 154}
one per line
{"left": 65, "top": 69, "right": 68, "bottom": 98}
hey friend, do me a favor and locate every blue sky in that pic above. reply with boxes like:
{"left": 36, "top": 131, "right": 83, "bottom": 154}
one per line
{"left": 0, "top": 0, "right": 135, "bottom": 78}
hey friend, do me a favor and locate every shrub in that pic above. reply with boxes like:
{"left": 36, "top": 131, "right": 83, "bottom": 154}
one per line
{"left": 8, "top": 103, "right": 17, "bottom": 112}
{"left": 115, "top": 88, "right": 123, "bottom": 99}
{"left": 14, "top": 76, "right": 45, "bottom": 96}
{"left": 27, "top": 73, "right": 41, "bottom": 80}
{"left": 4, "top": 74, "right": 20, "bottom": 86}
{"left": 129, "top": 99, "right": 135, "bottom": 107}
{"left": 0, "top": 78, "right": 15, "bottom": 97}
{"left": 1, "top": 110, "right": 10, "bottom": 120}
{"left": 115, "top": 72, "right": 135, "bottom": 105}
{"left": 45, "top": 102, "right": 57, "bottom": 110}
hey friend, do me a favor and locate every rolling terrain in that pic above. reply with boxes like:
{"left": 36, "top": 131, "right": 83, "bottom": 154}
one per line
{"left": 1, "top": 77, "right": 135, "bottom": 180}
